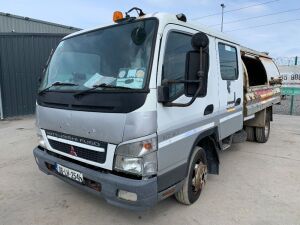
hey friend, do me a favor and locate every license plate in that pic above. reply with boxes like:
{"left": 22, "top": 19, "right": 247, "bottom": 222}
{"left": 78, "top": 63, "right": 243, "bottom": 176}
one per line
{"left": 56, "top": 164, "right": 84, "bottom": 183}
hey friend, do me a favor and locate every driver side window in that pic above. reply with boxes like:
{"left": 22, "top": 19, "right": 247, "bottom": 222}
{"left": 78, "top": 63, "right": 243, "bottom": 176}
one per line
{"left": 163, "top": 32, "right": 193, "bottom": 100}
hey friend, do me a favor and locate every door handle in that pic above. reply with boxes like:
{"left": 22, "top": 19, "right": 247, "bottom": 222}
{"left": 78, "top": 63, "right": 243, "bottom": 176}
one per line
{"left": 204, "top": 104, "right": 214, "bottom": 115}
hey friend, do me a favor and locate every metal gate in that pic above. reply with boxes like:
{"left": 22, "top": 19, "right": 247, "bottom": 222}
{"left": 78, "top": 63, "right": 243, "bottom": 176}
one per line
{"left": 0, "top": 33, "right": 65, "bottom": 118}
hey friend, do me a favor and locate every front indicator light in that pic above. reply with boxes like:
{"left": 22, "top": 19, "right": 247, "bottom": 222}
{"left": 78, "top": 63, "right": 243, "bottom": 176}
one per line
{"left": 37, "top": 133, "right": 46, "bottom": 148}
{"left": 143, "top": 152, "right": 157, "bottom": 176}
{"left": 114, "top": 136, "right": 158, "bottom": 177}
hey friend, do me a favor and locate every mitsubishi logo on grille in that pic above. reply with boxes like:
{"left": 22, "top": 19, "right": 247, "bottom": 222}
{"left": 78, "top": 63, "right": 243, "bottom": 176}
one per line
{"left": 69, "top": 145, "right": 77, "bottom": 157}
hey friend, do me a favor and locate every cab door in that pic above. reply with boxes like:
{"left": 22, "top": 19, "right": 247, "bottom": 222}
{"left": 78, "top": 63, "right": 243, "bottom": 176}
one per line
{"left": 215, "top": 40, "right": 243, "bottom": 140}
{"left": 156, "top": 24, "right": 219, "bottom": 180}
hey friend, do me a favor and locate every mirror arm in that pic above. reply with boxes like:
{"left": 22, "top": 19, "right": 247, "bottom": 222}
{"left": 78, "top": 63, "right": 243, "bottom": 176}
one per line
{"left": 164, "top": 80, "right": 203, "bottom": 107}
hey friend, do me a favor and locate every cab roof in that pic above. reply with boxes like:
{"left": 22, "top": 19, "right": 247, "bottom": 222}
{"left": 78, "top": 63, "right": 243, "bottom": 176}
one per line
{"left": 63, "top": 12, "right": 270, "bottom": 58}
{"left": 147, "top": 12, "right": 238, "bottom": 44}
{"left": 63, "top": 12, "right": 238, "bottom": 44}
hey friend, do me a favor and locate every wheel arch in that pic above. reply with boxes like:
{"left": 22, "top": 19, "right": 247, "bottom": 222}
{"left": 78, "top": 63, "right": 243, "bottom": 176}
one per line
{"left": 186, "top": 127, "right": 220, "bottom": 175}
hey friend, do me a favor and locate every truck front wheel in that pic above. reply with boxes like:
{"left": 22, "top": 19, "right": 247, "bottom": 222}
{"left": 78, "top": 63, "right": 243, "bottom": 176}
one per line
{"left": 255, "top": 117, "right": 270, "bottom": 143}
{"left": 175, "top": 147, "right": 207, "bottom": 205}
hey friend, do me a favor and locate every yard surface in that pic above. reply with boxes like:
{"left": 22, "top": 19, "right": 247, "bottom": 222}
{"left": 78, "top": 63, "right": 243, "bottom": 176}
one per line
{"left": 274, "top": 95, "right": 300, "bottom": 116}
{"left": 0, "top": 115, "right": 300, "bottom": 225}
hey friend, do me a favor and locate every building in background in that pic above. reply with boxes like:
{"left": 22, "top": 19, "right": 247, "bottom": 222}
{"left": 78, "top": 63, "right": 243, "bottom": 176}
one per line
{"left": 0, "top": 12, "right": 80, "bottom": 119}
{"left": 275, "top": 64, "right": 300, "bottom": 116}
{"left": 278, "top": 61, "right": 300, "bottom": 89}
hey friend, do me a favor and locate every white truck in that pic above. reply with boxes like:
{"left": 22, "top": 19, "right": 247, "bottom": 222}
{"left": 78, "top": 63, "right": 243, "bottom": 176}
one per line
{"left": 33, "top": 8, "right": 281, "bottom": 210}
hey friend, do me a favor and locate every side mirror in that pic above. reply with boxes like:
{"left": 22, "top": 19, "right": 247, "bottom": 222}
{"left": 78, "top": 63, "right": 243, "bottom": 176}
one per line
{"left": 191, "top": 32, "right": 209, "bottom": 50}
{"left": 131, "top": 27, "right": 146, "bottom": 45}
{"left": 185, "top": 32, "right": 209, "bottom": 97}
{"left": 185, "top": 51, "right": 201, "bottom": 96}
{"left": 158, "top": 32, "right": 209, "bottom": 106}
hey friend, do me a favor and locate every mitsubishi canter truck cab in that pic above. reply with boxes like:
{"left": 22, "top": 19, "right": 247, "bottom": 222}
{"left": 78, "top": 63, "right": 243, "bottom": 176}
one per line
{"left": 33, "top": 8, "right": 281, "bottom": 210}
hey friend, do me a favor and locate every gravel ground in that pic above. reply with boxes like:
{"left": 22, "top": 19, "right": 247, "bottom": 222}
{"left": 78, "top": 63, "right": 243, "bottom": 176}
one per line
{"left": 273, "top": 95, "right": 300, "bottom": 116}
{"left": 1, "top": 115, "right": 300, "bottom": 225}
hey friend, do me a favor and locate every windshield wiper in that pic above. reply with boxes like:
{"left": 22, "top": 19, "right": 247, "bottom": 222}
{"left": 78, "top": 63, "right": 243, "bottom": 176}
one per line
{"left": 38, "top": 81, "right": 78, "bottom": 95}
{"left": 73, "top": 83, "right": 134, "bottom": 98}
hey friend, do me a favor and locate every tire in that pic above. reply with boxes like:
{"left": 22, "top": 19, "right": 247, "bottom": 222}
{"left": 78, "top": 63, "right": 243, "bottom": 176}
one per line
{"left": 255, "top": 117, "right": 270, "bottom": 143}
{"left": 245, "top": 126, "right": 255, "bottom": 142}
{"left": 175, "top": 147, "right": 207, "bottom": 205}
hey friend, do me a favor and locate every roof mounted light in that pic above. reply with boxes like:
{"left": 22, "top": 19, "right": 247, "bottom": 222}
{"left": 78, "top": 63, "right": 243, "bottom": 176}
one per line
{"left": 176, "top": 13, "right": 187, "bottom": 22}
{"left": 113, "top": 8, "right": 145, "bottom": 23}
{"left": 113, "top": 11, "right": 124, "bottom": 23}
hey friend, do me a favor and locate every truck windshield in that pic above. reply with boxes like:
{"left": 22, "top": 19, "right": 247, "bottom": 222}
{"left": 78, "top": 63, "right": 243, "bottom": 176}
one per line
{"left": 40, "top": 19, "right": 157, "bottom": 93}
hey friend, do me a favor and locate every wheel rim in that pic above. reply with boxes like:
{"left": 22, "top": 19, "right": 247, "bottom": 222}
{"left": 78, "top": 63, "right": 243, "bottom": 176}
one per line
{"left": 191, "top": 161, "right": 207, "bottom": 193}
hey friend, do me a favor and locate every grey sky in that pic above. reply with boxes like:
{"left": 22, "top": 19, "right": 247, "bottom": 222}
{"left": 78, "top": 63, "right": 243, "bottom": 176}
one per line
{"left": 1, "top": 0, "right": 299, "bottom": 57}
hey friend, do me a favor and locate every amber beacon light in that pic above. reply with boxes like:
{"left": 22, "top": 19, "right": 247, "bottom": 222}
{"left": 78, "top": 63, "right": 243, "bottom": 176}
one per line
{"left": 113, "top": 11, "right": 124, "bottom": 22}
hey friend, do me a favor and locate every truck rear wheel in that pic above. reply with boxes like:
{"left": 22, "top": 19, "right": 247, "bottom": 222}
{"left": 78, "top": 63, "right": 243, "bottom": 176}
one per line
{"left": 255, "top": 117, "right": 270, "bottom": 143}
{"left": 175, "top": 147, "right": 207, "bottom": 205}
{"left": 245, "top": 126, "right": 255, "bottom": 142}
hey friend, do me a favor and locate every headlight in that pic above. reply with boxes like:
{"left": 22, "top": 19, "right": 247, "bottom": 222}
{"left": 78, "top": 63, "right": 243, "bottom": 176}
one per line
{"left": 115, "top": 156, "right": 143, "bottom": 175}
{"left": 114, "top": 137, "right": 157, "bottom": 177}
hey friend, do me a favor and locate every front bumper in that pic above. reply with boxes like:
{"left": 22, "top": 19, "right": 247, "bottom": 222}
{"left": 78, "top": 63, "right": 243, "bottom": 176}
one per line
{"left": 33, "top": 147, "right": 158, "bottom": 210}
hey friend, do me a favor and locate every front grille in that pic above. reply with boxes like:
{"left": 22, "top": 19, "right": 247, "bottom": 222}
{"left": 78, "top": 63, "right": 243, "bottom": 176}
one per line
{"left": 48, "top": 139, "right": 107, "bottom": 164}
{"left": 45, "top": 130, "right": 107, "bottom": 165}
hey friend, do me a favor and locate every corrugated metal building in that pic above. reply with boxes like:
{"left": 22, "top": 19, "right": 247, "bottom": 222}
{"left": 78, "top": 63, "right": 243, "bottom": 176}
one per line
{"left": 0, "top": 12, "right": 78, "bottom": 33}
{"left": 0, "top": 12, "right": 80, "bottom": 119}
